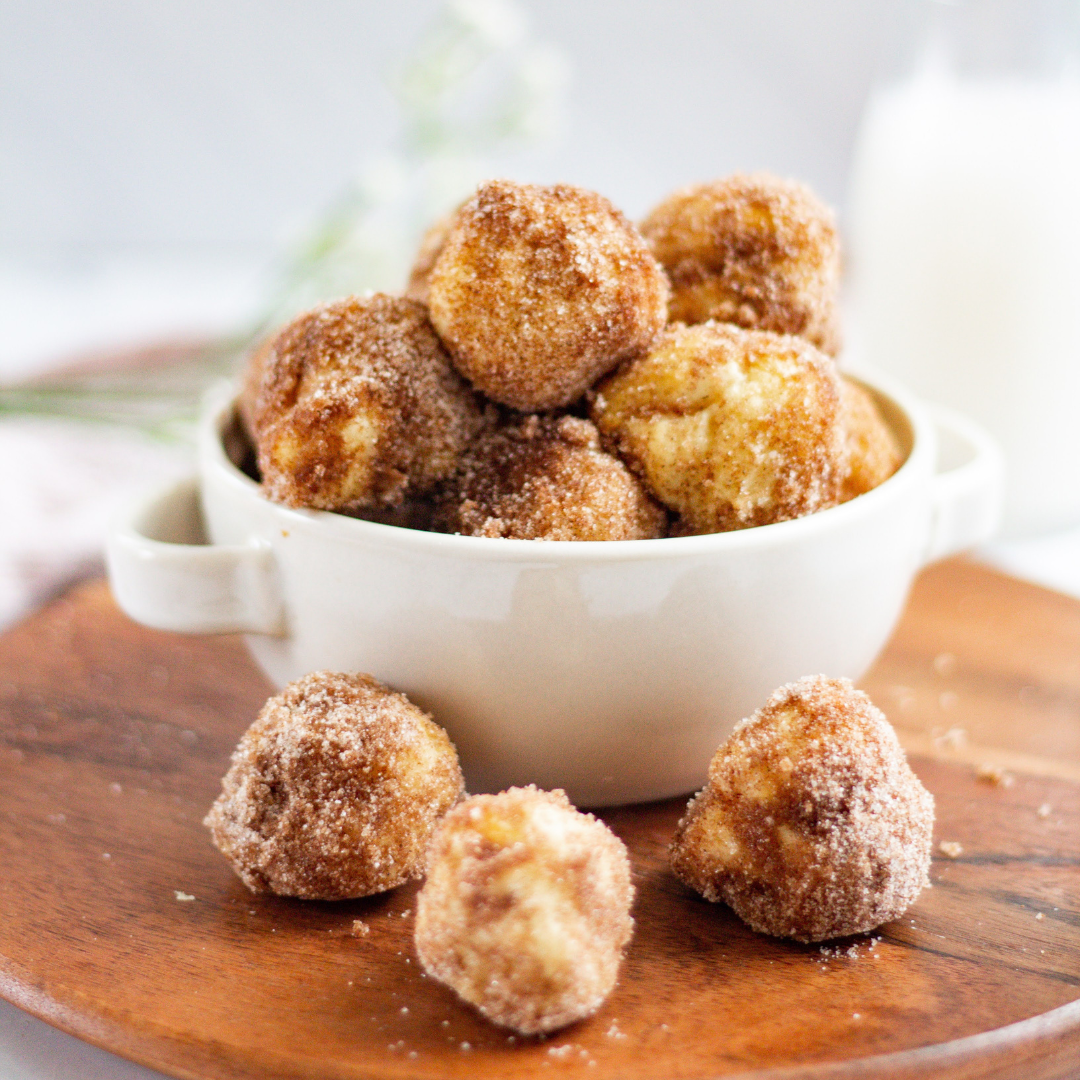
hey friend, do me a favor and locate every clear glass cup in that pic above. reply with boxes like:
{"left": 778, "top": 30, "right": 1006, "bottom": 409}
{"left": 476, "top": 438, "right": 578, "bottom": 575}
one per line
{"left": 848, "top": 0, "right": 1080, "bottom": 538}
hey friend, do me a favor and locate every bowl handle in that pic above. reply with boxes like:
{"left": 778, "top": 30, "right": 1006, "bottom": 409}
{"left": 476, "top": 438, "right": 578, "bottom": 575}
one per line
{"left": 923, "top": 404, "right": 1003, "bottom": 565}
{"left": 105, "top": 477, "right": 285, "bottom": 635}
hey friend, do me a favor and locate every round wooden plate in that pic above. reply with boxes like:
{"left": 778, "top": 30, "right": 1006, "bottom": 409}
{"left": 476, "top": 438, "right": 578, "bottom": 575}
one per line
{"left": 1, "top": 560, "right": 1079, "bottom": 1080}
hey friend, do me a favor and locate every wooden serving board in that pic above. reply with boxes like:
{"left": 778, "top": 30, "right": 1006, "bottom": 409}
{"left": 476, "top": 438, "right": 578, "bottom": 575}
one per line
{"left": 1, "top": 560, "right": 1079, "bottom": 1080}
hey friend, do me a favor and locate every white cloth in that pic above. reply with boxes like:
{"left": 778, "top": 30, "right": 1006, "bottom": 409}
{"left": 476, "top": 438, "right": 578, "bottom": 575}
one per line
{"left": 1, "top": 417, "right": 191, "bottom": 629}
{"left": 0, "top": 999, "right": 169, "bottom": 1080}
{"left": 0, "top": 256, "right": 261, "bottom": 629}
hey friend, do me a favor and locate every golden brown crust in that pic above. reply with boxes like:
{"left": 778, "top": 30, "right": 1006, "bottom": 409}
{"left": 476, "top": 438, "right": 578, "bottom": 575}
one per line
{"left": 641, "top": 174, "right": 841, "bottom": 354}
{"left": 415, "top": 786, "right": 634, "bottom": 1034}
{"left": 427, "top": 180, "right": 669, "bottom": 411}
{"left": 434, "top": 413, "right": 668, "bottom": 541}
{"left": 204, "top": 671, "right": 464, "bottom": 900}
{"left": 839, "top": 376, "right": 903, "bottom": 502}
{"left": 247, "top": 294, "right": 485, "bottom": 511}
{"left": 590, "top": 322, "right": 845, "bottom": 533}
{"left": 670, "top": 676, "right": 934, "bottom": 942}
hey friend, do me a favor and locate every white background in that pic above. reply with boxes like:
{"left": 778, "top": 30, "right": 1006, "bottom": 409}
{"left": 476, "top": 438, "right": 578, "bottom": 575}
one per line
{"left": 0, "top": 0, "right": 916, "bottom": 262}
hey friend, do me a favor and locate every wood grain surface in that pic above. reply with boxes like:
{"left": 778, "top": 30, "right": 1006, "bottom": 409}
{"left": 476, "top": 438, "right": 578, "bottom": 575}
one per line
{"left": 0, "top": 560, "right": 1079, "bottom": 1080}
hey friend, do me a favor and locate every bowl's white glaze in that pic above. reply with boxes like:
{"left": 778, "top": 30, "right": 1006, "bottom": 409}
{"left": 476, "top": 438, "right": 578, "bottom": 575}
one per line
{"left": 107, "top": 372, "right": 1000, "bottom": 806}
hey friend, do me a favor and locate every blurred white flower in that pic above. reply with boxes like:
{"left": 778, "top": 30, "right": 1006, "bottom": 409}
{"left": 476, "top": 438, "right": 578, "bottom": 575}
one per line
{"left": 450, "top": 0, "right": 527, "bottom": 50}
{"left": 497, "top": 43, "right": 571, "bottom": 143}
{"left": 356, "top": 154, "right": 411, "bottom": 207}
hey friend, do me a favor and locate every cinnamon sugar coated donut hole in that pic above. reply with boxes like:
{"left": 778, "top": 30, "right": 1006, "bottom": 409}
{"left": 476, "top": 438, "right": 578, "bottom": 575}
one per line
{"left": 248, "top": 294, "right": 484, "bottom": 511}
{"left": 670, "top": 676, "right": 933, "bottom": 942}
{"left": 839, "top": 376, "right": 904, "bottom": 503}
{"left": 434, "top": 414, "right": 667, "bottom": 540}
{"left": 427, "top": 180, "right": 669, "bottom": 410}
{"left": 204, "top": 671, "right": 464, "bottom": 900}
{"left": 415, "top": 786, "right": 634, "bottom": 1034}
{"left": 641, "top": 174, "right": 842, "bottom": 354}
{"left": 590, "top": 322, "right": 845, "bottom": 534}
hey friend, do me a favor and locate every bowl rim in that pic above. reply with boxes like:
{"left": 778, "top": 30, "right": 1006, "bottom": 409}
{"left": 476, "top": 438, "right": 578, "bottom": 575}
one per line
{"left": 200, "top": 365, "right": 933, "bottom": 564}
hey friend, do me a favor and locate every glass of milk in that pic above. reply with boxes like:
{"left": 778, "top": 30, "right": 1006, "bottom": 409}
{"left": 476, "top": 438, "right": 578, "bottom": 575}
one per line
{"left": 848, "top": 0, "right": 1080, "bottom": 538}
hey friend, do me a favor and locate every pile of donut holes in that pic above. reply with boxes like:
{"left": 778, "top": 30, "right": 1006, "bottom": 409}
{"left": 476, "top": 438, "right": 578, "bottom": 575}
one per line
{"left": 241, "top": 175, "right": 901, "bottom": 541}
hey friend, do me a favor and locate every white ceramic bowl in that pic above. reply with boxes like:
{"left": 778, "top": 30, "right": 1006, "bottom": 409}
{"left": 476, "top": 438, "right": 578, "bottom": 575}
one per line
{"left": 107, "top": 372, "right": 1000, "bottom": 806}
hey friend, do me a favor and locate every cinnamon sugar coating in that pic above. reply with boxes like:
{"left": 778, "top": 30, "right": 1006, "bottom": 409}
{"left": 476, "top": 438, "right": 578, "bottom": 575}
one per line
{"left": 427, "top": 180, "right": 669, "bottom": 411}
{"left": 435, "top": 414, "right": 667, "bottom": 541}
{"left": 670, "top": 676, "right": 933, "bottom": 942}
{"left": 415, "top": 786, "right": 634, "bottom": 1034}
{"left": 412, "top": 790, "right": 630, "bottom": 1032}
{"left": 591, "top": 323, "right": 845, "bottom": 534}
{"left": 247, "top": 294, "right": 484, "bottom": 511}
{"left": 839, "top": 376, "right": 904, "bottom": 503}
{"left": 641, "top": 174, "right": 841, "bottom": 354}
{"left": 204, "top": 671, "right": 464, "bottom": 900}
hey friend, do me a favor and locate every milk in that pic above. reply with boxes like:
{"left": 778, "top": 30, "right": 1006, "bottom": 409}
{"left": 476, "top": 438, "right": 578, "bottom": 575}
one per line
{"left": 848, "top": 63, "right": 1080, "bottom": 537}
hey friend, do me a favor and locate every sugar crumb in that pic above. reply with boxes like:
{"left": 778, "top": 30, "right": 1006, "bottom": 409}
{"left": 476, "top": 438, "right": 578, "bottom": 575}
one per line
{"left": 938, "top": 841, "right": 963, "bottom": 859}
{"left": 887, "top": 685, "right": 917, "bottom": 711}
{"left": 933, "top": 726, "right": 966, "bottom": 751}
{"left": 932, "top": 652, "right": 957, "bottom": 676}
{"left": 976, "top": 763, "right": 1015, "bottom": 787}
{"left": 174, "top": 891, "right": 195, "bottom": 902}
